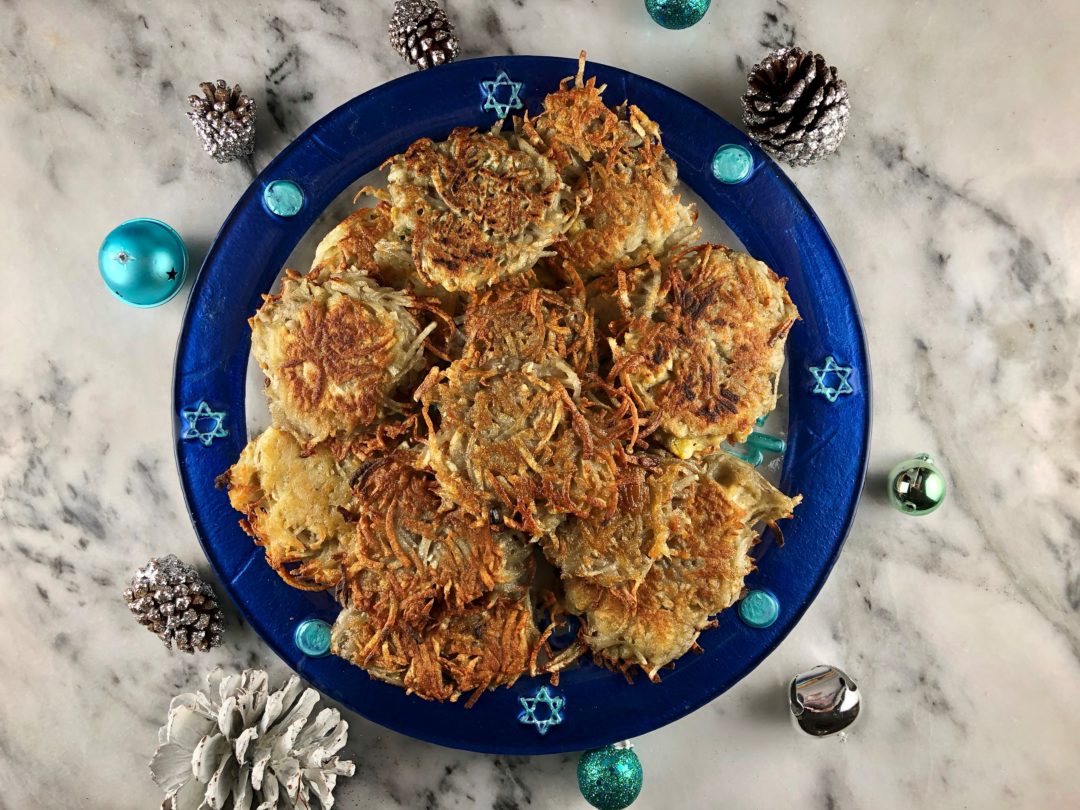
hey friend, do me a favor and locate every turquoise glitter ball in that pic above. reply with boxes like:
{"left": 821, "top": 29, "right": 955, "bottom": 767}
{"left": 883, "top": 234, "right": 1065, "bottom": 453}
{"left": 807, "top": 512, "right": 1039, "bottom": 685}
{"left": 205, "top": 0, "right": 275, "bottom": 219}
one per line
{"left": 263, "top": 179, "right": 305, "bottom": 217}
{"left": 711, "top": 144, "right": 754, "bottom": 184}
{"left": 645, "top": 0, "right": 711, "bottom": 29}
{"left": 98, "top": 218, "right": 188, "bottom": 308}
{"left": 578, "top": 745, "right": 643, "bottom": 810}
{"left": 738, "top": 589, "right": 780, "bottom": 629}
{"left": 294, "top": 618, "right": 332, "bottom": 657}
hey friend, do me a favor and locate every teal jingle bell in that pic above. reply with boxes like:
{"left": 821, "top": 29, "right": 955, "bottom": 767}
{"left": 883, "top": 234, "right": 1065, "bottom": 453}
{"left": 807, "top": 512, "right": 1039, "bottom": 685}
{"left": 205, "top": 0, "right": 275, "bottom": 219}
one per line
{"left": 98, "top": 218, "right": 188, "bottom": 307}
{"left": 888, "top": 453, "right": 947, "bottom": 515}
{"left": 645, "top": 0, "right": 711, "bottom": 29}
{"left": 578, "top": 743, "right": 643, "bottom": 810}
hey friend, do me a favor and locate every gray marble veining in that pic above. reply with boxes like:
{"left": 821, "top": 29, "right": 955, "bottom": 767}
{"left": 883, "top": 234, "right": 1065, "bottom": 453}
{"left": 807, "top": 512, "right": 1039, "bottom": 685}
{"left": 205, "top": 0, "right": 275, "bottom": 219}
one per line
{"left": 1, "top": 0, "right": 1078, "bottom": 807}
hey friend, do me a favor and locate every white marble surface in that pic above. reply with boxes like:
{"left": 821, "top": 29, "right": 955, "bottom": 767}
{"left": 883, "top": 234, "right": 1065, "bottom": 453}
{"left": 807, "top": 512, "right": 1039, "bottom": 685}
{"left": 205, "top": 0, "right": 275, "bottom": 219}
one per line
{"left": 1, "top": 1, "right": 1079, "bottom": 807}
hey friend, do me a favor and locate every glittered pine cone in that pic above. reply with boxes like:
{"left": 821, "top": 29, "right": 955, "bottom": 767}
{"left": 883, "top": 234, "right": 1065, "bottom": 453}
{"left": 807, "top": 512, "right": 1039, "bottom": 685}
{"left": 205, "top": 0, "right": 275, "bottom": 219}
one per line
{"left": 742, "top": 47, "right": 850, "bottom": 167}
{"left": 124, "top": 554, "right": 224, "bottom": 653}
{"left": 187, "top": 79, "right": 256, "bottom": 164}
{"left": 388, "top": 0, "right": 460, "bottom": 70}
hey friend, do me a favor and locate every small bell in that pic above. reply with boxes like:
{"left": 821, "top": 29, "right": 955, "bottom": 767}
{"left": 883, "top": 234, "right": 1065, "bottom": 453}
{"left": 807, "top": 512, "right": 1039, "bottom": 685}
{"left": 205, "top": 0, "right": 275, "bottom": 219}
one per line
{"left": 789, "top": 665, "right": 860, "bottom": 736}
{"left": 888, "top": 453, "right": 947, "bottom": 515}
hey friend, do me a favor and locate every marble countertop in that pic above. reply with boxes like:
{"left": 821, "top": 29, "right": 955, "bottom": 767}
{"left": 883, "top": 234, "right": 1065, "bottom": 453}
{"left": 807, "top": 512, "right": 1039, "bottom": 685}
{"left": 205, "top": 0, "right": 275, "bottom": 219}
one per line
{"left": 2, "top": 1, "right": 1079, "bottom": 807}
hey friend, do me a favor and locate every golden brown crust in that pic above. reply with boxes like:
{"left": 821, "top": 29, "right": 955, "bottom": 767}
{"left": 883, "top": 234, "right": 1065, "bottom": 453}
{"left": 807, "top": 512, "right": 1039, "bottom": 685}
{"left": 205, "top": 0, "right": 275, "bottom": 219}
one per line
{"left": 418, "top": 363, "right": 633, "bottom": 534}
{"left": 250, "top": 267, "right": 431, "bottom": 447}
{"left": 519, "top": 54, "right": 699, "bottom": 280}
{"left": 597, "top": 244, "right": 799, "bottom": 456}
{"left": 542, "top": 455, "right": 690, "bottom": 588}
{"left": 565, "top": 453, "right": 800, "bottom": 679}
{"left": 331, "top": 594, "right": 538, "bottom": 703}
{"left": 461, "top": 283, "right": 596, "bottom": 376}
{"left": 384, "top": 127, "right": 575, "bottom": 291}
{"left": 225, "top": 427, "right": 359, "bottom": 590}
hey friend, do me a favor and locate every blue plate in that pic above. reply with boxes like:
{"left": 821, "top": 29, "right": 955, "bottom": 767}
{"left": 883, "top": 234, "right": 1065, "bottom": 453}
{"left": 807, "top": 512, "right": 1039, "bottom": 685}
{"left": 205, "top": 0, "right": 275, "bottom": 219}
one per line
{"left": 173, "top": 56, "right": 870, "bottom": 754}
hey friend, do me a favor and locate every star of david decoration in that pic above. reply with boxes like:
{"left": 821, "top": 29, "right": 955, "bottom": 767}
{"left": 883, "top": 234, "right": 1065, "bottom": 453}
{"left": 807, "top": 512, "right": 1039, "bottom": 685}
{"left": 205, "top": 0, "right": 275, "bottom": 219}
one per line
{"left": 181, "top": 401, "right": 229, "bottom": 446}
{"left": 480, "top": 71, "right": 524, "bottom": 118}
{"left": 517, "top": 686, "right": 565, "bottom": 735}
{"left": 809, "top": 356, "right": 854, "bottom": 403}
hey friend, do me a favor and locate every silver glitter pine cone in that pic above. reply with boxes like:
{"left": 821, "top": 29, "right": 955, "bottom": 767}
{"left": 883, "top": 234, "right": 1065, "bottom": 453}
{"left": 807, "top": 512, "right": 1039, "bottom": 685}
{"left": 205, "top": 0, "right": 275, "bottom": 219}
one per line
{"left": 187, "top": 79, "right": 256, "bottom": 164}
{"left": 124, "top": 554, "right": 224, "bottom": 653}
{"left": 742, "top": 47, "right": 850, "bottom": 167}
{"left": 388, "top": 0, "right": 460, "bottom": 71}
{"left": 151, "top": 669, "right": 355, "bottom": 809}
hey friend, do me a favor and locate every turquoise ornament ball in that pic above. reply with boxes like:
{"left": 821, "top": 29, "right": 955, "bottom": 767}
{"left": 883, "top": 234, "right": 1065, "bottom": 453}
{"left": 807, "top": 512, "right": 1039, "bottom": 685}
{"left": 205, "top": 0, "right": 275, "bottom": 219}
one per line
{"left": 98, "top": 218, "right": 188, "bottom": 307}
{"left": 578, "top": 745, "right": 643, "bottom": 810}
{"left": 645, "top": 0, "right": 711, "bottom": 29}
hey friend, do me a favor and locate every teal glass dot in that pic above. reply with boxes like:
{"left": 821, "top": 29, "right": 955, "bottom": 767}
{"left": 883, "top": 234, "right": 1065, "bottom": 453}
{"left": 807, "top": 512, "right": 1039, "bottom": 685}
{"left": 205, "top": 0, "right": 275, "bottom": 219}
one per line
{"left": 645, "top": 0, "right": 711, "bottom": 29}
{"left": 738, "top": 589, "right": 779, "bottom": 629}
{"left": 294, "top": 618, "right": 332, "bottom": 657}
{"left": 712, "top": 144, "right": 754, "bottom": 184}
{"left": 263, "top": 180, "right": 305, "bottom": 217}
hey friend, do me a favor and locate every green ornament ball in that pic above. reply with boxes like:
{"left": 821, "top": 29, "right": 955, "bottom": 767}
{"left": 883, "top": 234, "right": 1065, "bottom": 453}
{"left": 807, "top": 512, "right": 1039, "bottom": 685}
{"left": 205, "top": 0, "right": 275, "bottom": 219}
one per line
{"left": 645, "top": 0, "right": 711, "bottom": 30}
{"left": 888, "top": 453, "right": 947, "bottom": 515}
{"left": 578, "top": 745, "right": 643, "bottom": 810}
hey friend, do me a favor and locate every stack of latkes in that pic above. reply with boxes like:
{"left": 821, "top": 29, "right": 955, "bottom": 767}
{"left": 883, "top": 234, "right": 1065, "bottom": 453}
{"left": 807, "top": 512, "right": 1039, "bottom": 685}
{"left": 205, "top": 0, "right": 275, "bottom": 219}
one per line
{"left": 225, "top": 55, "right": 801, "bottom": 704}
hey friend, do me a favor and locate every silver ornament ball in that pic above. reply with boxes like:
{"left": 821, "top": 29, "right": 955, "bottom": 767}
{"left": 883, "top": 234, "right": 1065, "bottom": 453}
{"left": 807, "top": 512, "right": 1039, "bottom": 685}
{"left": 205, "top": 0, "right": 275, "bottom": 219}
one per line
{"left": 789, "top": 665, "right": 861, "bottom": 736}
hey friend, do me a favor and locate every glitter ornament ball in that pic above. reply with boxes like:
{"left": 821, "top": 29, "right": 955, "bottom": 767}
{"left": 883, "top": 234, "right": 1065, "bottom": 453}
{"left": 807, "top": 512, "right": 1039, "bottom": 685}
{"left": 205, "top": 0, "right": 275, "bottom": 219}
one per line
{"left": 888, "top": 453, "right": 947, "bottom": 515}
{"left": 645, "top": 0, "right": 711, "bottom": 29}
{"left": 98, "top": 218, "right": 188, "bottom": 307}
{"left": 578, "top": 744, "right": 643, "bottom": 810}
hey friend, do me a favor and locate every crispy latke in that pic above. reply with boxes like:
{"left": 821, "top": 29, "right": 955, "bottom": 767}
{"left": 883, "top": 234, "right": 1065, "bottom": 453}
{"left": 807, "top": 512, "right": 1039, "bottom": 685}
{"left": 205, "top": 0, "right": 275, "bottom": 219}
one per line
{"left": 332, "top": 594, "right": 538, "bottom": 703}
{"left": 596, "top": 243, "right": 798, "bottom": 456}
{"left": 342, "top": 449, "right": 530, "bottom": 617}
{"left": 541, "top": 455, "right": 690, "bottom": 589}
{"left": 461, "top": 283, "right": 595, "bottom": 376}
{"left": 225, "top": 427, "right": 358, "bottom": 590}
{"left": 383, "top": 126, "right": 575, "bottom": 292}
{"left": 417, "top": 363, "right": 635, "bottom": 535}
{"left": 564, "top": 453, "right": 800, "bottom": 679}
{"left": 521, "top": 54, "right": 699, "bottom": 279}
{"left": 251, "top": 266, "right": 434, "bottom": 447}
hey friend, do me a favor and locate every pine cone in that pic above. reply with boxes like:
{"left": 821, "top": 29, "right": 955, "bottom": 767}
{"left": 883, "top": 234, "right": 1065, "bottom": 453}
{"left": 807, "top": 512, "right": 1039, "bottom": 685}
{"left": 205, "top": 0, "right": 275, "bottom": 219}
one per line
{"left": 124, "top": 555, "right": 224, "bottom": 653}
{"left": 742, "top": 47, "right": 850, "bottom": 167}
{"left": 388, "top": 0, "right": 460, "bottom": 71}
{"left": 187, "top": 79, "right": 256, "bottom": 164}
{"left": 151, "top": 669, "right": 355, "bottom": 810}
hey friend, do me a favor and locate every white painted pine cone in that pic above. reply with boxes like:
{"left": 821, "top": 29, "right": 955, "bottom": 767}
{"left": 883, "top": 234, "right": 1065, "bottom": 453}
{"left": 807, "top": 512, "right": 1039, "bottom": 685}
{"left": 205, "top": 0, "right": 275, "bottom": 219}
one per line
{"left": 150, "top": 669, "right": 355, "bottom": 810}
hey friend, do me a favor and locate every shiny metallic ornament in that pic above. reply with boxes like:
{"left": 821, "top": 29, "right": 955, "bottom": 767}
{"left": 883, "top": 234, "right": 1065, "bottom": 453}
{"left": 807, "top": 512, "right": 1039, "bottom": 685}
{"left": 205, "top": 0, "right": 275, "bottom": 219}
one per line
{"left": 98, "top": 218, "right": 188, "bottom": 307}
{"left": 388, "top": 0, "right": 459, "bottom": 71}
{"left": 187, "top": 79, "right": 256, "bottom": 163}
{"left": 888, "top": 453, "right": 947, "bottom": 515}
{"left": 578, "top": 742, "right": 643, "bottom": 810}
{"left": 645, "top": 0, "right": 711, "bottom": 29}
{"left": 789, "top": 665, "right": 861, "bottom": 736}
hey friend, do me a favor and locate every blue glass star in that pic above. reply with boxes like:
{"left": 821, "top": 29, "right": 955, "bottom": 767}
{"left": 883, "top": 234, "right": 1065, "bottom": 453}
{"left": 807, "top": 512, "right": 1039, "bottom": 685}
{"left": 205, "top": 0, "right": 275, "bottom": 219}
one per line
{"left": 480, "top": 71, "right": 524, "bottom": 118}
{"left": 809, "top": 356, "right": 854, "bottom": 403}
{"left": 517, "top": 686, "right": 565, "bottom": 735}
{"left": 180, "top": 401, "right": 229, "bottom": 446}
